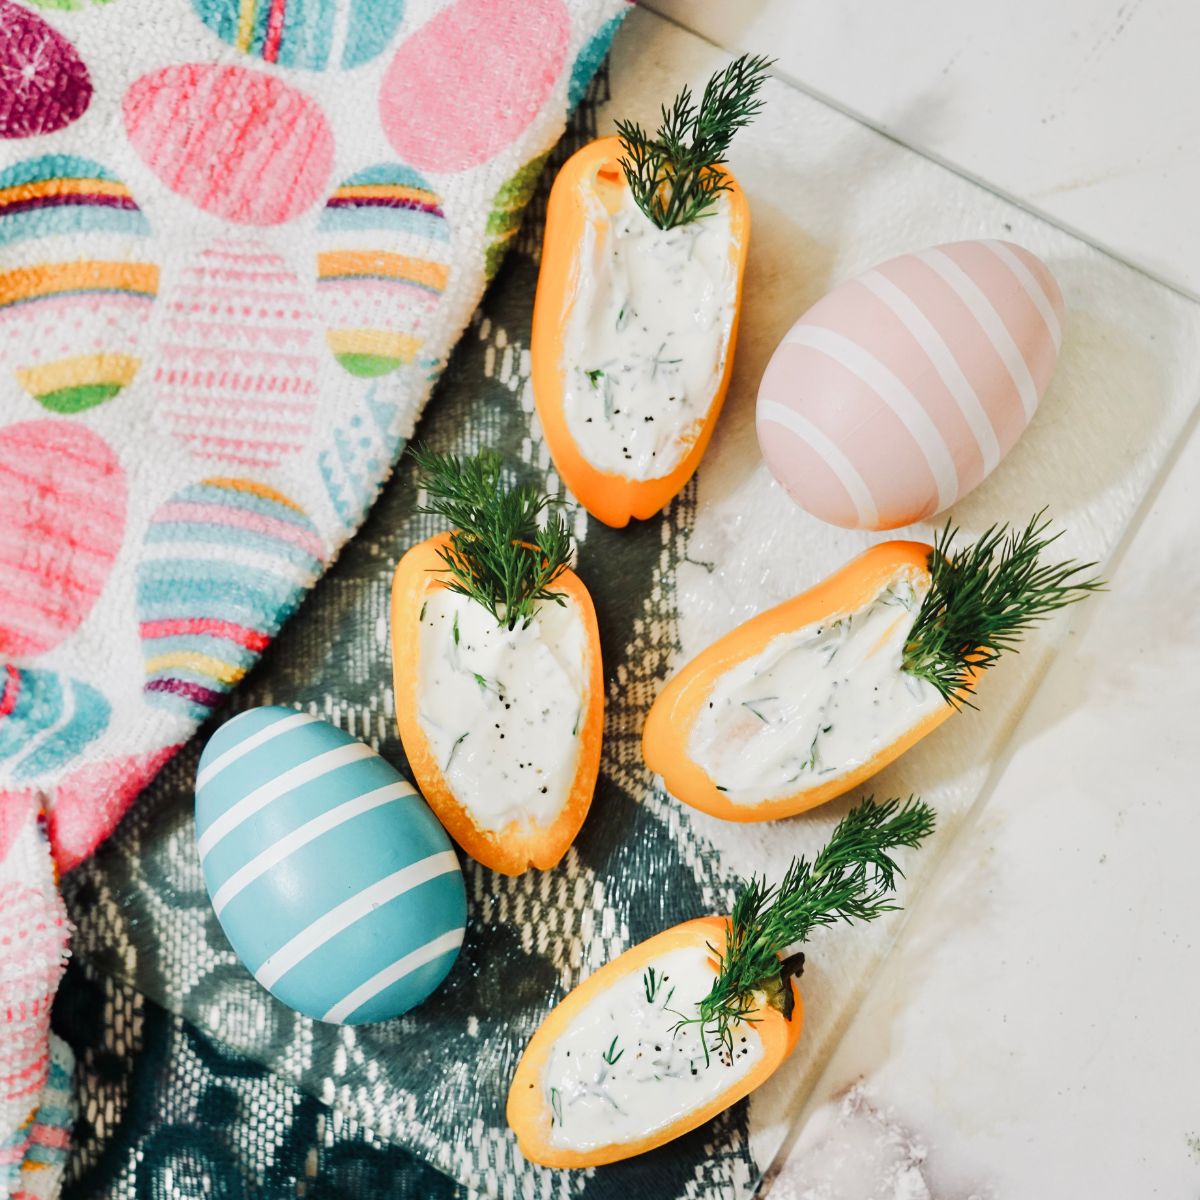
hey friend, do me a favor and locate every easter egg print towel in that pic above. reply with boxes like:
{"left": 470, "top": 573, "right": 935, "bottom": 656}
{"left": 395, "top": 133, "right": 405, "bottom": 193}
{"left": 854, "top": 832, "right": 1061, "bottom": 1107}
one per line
{"left": 0, "top": 0, "right": 628, "bottom": 1189}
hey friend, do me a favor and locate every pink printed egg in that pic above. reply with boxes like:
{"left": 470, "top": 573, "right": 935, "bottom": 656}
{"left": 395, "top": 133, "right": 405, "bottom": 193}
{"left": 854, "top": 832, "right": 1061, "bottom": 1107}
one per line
{"left": 155, "top": 238, "right": 320, "bottom": 469}
{"left": 756, "top": 240, "right": 1065, "bottom": 530}
{"left": 0, "top": 420, "right": 126, "bottom": 658}
{"left": 123, "top": 64, "right": 333, "bottom": 226}
{"left": 379, "top": 0, "right": 568, "bottom": 172}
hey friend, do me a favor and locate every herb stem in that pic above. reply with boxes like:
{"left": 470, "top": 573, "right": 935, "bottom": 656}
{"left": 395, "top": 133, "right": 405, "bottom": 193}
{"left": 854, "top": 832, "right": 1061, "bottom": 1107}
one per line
{"left": 902, "top": 511, "right": 1104, "bottom": 706}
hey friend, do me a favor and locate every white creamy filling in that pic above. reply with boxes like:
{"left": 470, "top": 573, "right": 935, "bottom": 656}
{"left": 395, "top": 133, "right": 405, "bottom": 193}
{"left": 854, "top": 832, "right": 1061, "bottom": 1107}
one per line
{"left": 416, "top": 589, "right": 588, "bottom": 834}
{"left": 560, "top": 181, "right": 736, "bottom": 481}
{"left": 542, "top": 944, "right": 764, "bottom": 1151}
{"left": 687, "top": 572, "right": 944, "bottom": 806}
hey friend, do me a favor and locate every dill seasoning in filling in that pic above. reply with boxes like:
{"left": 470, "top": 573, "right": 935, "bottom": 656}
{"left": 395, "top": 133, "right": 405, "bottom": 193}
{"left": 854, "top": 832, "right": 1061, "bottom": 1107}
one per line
{"left": 416, "top": 588, "right": 589, "bottom": 834}
{"left": 687, "top": 571, "right": 944, "bottom": 806}
{"left": 541, "top": 944, "right": 763, "bottom": 1151}
{"left": 560, "top": 182, "right": 736, "bottom": 482}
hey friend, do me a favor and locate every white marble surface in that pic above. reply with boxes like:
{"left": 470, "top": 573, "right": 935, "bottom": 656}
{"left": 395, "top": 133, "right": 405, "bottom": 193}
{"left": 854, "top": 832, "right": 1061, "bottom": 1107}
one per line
{"left": 764, "top": 410, "right": 1200, "bottom": 1197}
{"left": 611, "top": 5, "right": 1200, "bottom": 1196}
{"left": 645, "top": 0, "right": 1200, "bottom": 300}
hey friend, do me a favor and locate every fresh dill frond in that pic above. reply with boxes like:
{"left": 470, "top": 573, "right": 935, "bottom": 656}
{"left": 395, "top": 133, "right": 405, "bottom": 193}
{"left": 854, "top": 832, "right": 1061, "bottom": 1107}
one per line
{"left": 410, "top": 446, "right": 575, "bottom": 630}
{"left": 902, "top": 510, "right": 1104, "bottom": 707}
{"left": 680, "top": 796, "right": 935, "bottom": 1058}
{"left": 615, "top": 53, "right": 773, "bottom": 229}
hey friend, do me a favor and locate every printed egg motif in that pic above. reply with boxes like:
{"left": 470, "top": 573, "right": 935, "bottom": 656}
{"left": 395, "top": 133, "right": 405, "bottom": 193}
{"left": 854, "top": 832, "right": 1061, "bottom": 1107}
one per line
{"left": 196, "top": 707, "right": 466, "bottom": 1024}
{"left": 189, "top": 0, "right": 406, "bottom": 70}
{"left": 123, "top": 64, "right": 333, "bottom": 226}
{"left": 0, "top": 1, "right": 92, "bottom": 139}
{"left": 0, "top": 155, "right": 158, "bottom": 413}
{"left": 757, "top": 239, "right": 1065, "bottom": 530}
{"left": 0, "top": 663, "right": 110, "bottom": 783}
{"left": 316, "top": 165, "right": 450, "bottom": 378}
{"left": 0, "top": 419, "right": 126, "bottom": 658}
{"left": 157, "top": 238, "right": 320, "bottom": 467}
{"left": 379, "top": 0, "right": 568, "bottom": 172}
{"left": 138, "top": 478, "right": 325, "bottom": 721}
{"left": 483, "top": 153, "right": 548, "bottom": 283}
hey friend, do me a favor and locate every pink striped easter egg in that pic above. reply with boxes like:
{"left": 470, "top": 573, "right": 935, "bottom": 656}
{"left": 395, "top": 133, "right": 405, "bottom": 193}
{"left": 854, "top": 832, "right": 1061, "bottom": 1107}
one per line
{"left": 379, "top": 0, "right": 568, "bottom": 172}
{"left": 122, "top": 64, "right": 333, "bottom": 226}
{"left": 155, "top": 239, "right": 320, "bottom": 470}
{"left": 756, "top": 240, "right": 1065, "bottom": 530}
{"left": 0, "top": 420, "right": 126, "bottom": 658}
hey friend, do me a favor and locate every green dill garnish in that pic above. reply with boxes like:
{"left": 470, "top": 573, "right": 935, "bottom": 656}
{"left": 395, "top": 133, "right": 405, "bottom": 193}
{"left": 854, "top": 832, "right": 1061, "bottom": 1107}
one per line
{"left": 586, "top": 368, "right": 604, "bottom": 388}
{"left": 902, "top": 510, "right": 1104, "bottom": 707}
{"left": 642, "top": 966, "right": 663, "bottom": 1004}
{"left": 411, "top": 446, "right": 575, "bottom": 630}
{"left": 601, "top": 1036, "right": 625, "bottom": 1066}
{"left": 446, "top": 731, "right": 469, "bottom": 770}
{"left": 615, "top": 53, "right": 773, "bottom": 230}
{"left": 472, "top": 672, "right": 496, "bottom": 694}
{"left": 452, "top": 610, "right": 459, "bottom": 646}
{"left": 419, "top": 600, "right": 427, "bottom": 622}
{"left": 679, "top": 796, "right": 935, "bottom": 1058}
{"left": 740, "top": 697, "right": 775, "bottom": 724}
{"left": 549, "top": 1086, "right": 562, "bottom": 1126}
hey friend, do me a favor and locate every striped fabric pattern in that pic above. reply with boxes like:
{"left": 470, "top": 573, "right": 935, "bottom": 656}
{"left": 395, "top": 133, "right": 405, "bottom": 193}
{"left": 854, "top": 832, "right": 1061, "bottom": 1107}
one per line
{"left": 757, "top": 239, "right": 1065, "bottom": 530}
{"left": 0, "top": 155, "right": 150, "bottom": 247}
{"left": 316, "top": 164, "right": 451, "bottom": 378}
{"left": 137, "top": 480, "right": 325, "bottom": 721}
{"left": 0, "top": 666, "right": 110, "bottom": 784}
{"left": 195, "top": 707, "right": 466, "bottom": 1025}
{"left": 190, "top": 0, "right": 407, "bottom": 71}
{"left": 0, "top": 156, "right": 157, "bottom": 414}
{"left": 155, "top": 238, "right": 321, "bottom": 470}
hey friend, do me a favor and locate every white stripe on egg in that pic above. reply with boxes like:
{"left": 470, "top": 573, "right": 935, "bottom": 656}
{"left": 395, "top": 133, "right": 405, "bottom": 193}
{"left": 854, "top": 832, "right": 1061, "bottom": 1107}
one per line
{"left": 197, "top": 741, "right": 375, "bottom": 860}
{"left": 982, "top": 240, "right": 1063, "bottom": 352}
{"left": 255, "top": 849, "right": 461, "bottom": 990}
{"left": 782, "top": 325, "right": 961, "bottom": 513}
{"left": 322, "top": 927, "right": 466, "bottom": 1024}
{"left": 757, "top": 398, "right": 879, "bottom": 527}
{"left": 858, "top": 269, "right": 1003, "bottom": 475}
{"left": 195, "top": 710, "right": 317, "bottom": 792}
{"left": 211, "top": 781, "right": 415, "bottom": 917}
{"left": 917, "top": 248, "right": 1040, "bottom": 420}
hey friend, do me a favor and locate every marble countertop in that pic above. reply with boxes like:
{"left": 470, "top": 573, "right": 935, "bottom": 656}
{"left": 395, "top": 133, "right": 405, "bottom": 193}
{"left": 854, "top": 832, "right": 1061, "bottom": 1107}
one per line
{"left": 632, "top": 3, "right": 1200, "bottom": 1195}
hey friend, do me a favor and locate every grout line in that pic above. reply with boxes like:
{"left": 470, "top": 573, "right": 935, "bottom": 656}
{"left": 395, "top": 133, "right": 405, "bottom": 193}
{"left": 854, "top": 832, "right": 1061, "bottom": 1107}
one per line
{"left": 638, "top": 3, "right": 1200, "bottom": 309}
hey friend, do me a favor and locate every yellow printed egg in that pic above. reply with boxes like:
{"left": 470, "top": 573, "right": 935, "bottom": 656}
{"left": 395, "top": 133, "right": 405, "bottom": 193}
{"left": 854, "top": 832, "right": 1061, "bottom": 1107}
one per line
{"left": 196, "top": 707, "right": 467, "bottom": 1025}
{"left": 315, "top": 164, "right": 451, "bottom": 378}
{"left": 0, "top": 154, "right": 157, "bottom": 413}
{"left": 756, "top": 240, "right": 1064, "bottom": 530}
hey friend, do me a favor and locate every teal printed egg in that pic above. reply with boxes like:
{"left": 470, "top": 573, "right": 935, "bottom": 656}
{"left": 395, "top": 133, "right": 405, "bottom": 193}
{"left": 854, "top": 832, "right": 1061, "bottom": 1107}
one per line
{"left": 195, "top": 706, "right": 466, "bottom": 1025}
{"left": 189, "top": 0, "right": 405, "bottom": 71}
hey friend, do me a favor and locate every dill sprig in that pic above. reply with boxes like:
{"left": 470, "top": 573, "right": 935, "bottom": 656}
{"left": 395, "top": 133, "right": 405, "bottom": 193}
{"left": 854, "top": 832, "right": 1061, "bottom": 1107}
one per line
{"left": 680, "top": 797, "right": 936, "bottom": 1058}
{"left": 902, "top": 510, "right": 1104, "bottom": 707}
{"left": 615, "top": 53, "right": 773, "bottom": 230}
{"left": 410, "top": 446, "right": 574, "bottom": 630}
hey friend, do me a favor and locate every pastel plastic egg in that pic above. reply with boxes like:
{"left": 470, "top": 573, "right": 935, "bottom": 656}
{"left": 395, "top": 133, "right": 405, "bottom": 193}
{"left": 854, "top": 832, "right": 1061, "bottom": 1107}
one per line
{"left": 196, "top": 707, "right": 467, "bottom": 1025}
{"left": 316, "top": 165, "right": 450, "bottom": 378}
{"left": 137, "top": 478, "right": 325, "bottom": 720}
{"left": 123, "top": 65, "right": 333, "bottom": 226}
{"left": 0, "top": 154, "right": 158, "bottom": 412}
{"left": 378, "top": 0, "right": 568, "bottom": 172}
{"left": 756, "top": 239, "right": 1065, "bottom": 530}
{"left": 189, "top": 0, "right": 406, "bottom": 70}
{"left": 0, "top": 1, "right": 92, "bottom": 139}
{"left": 0, "top": 419, "right": 126, "bottom": 658}
{"left": 156, "top": 238, "right": 319, "bottom": 465}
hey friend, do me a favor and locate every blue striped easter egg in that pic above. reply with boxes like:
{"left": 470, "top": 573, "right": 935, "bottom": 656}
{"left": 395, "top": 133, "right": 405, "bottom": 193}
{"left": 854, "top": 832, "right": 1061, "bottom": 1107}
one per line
{"left": 195, "top": 706, "right": 466, "bottom": 1025}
